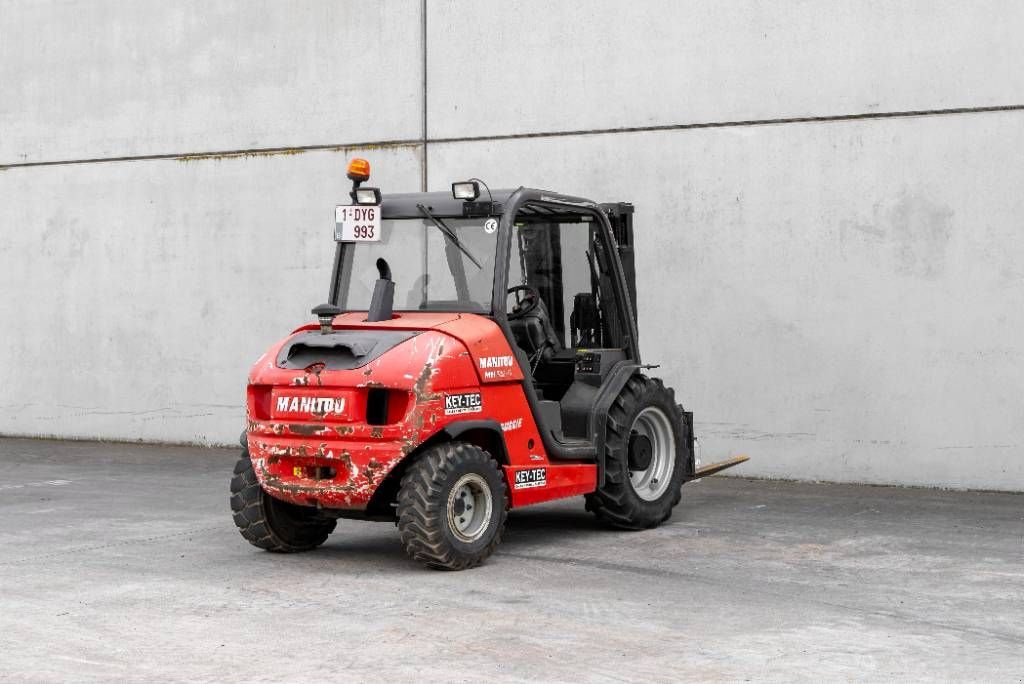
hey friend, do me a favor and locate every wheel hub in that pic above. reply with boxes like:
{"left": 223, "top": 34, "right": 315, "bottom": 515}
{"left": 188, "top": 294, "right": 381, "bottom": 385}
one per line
{"left": 447, "top": 474, "right": 493, "bottom": 543}
{"left": 628, "top": 431, "right": 654, "bottom": 471}
{"left": 627, "top": 406, "right": 676, "bottom": 501}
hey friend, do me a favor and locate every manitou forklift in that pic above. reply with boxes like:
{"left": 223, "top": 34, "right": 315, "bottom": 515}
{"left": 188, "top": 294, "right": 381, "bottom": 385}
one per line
{"left": 231, "top": 159, "right": 746, "bottom": 570}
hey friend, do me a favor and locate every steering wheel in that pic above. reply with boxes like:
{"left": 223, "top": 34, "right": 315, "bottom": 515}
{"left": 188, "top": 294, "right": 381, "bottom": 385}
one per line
{"left": 507, "top": 285, "right": 541, "bottom": 320}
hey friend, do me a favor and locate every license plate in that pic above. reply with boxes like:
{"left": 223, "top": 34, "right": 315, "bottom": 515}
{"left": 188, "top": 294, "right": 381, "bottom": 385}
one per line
{"left": 335, "top": 205, "right": 381, "bottom": 242}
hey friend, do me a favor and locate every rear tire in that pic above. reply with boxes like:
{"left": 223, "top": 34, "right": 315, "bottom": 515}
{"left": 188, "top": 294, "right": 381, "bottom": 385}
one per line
{"left": 586, "top": 375, "right": 686, "bottom": 529}
{"left": 397, "top": 442, "right": 508, "bottom": 570}
{"left": 230, "top": 451, "right": 336, "bottom": 552}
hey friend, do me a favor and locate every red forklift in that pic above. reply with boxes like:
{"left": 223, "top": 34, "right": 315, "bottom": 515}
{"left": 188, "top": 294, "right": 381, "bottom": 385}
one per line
{"left": 231, "top": 159, "right": 746, "bottom": 569}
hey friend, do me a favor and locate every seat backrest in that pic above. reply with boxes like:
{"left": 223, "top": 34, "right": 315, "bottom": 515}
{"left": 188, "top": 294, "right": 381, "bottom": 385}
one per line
{"left": 509, "top": 299, "right": 562, "bottom": 365}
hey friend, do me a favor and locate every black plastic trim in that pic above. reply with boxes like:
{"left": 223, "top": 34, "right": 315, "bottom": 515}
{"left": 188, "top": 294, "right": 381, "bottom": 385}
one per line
{"left": 496, "top": 324, "right": 598, "bottom": 460}
{"left": 682, "top": 409, "right": 696, "bottom": 478}
{"left": 326, "top": 186, "right": 642, "bottom": 466}
{"left": 590, "top": 362, "right": 641, "bottom": 486}
{"left": 438, "top": 419, "right": 511, "bottom": 465}
{"left": 277, "top": 330, "right": 417, "bottom": 371}
{"left": 488, "top": 189, "right": 653, "bottom": 462}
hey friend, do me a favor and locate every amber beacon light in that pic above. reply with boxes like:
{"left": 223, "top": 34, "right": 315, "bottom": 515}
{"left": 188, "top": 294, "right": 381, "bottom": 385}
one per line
{"left": 346, "top": 158, "right": 371, "bottom": 182}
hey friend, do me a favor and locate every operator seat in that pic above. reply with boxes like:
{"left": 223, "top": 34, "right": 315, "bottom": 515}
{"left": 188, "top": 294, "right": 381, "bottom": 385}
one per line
{"left": 508, "top": 298, "right": 562, "bottom": 372}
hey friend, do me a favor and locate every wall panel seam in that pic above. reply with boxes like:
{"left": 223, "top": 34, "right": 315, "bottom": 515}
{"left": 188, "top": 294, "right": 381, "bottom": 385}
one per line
{"left": 3, "top": 103, "right": 1023, "bottom": 170}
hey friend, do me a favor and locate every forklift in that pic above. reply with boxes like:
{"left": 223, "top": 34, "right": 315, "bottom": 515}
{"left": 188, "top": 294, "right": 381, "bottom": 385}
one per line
{"left": 231, "top": 158, "right": 746, "bottom": 569}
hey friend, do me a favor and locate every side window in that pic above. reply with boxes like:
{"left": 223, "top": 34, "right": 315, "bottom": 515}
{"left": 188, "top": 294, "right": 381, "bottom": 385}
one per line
{"left": 509, "top": 211, "right": 624, "bottom": 349}
{"left": 556, "top": 221, "right": 594, "bottom": 344}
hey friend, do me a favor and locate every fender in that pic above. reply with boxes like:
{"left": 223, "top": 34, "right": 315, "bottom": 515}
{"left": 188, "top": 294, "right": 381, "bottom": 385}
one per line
{"left": 590, "top": 364, "right": 696, "bottom": 486}
{"left": 590, "top": 361, "right": 641, "bottom": 488}
{"left": 437, "top": 419, "right": 510, "bottom": 465}
{"left": 362, "top": 418, "right": 511, "bottom": 517}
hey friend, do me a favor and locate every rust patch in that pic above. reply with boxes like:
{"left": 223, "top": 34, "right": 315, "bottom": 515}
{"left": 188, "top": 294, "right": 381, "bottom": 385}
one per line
{"left": 263, "top": 476, "right": 358, "bottom": 495}
{"left": 307, "top": 363, "right": 325, "bottom": 386}
{"left": 337, "top": 450, "right": 353, "bottom": 470}
{"left": 334, "top": 425, "right": 355, "bottom": 436}
{"left": 370, "top": 427, "right": 384, "bottom": 439}
{"left": 288, "top": 424, "right": 325, "bottom": 436}
{"left": 362, "top": 458, "right": 384, "bottom": 481}
{"left": 412, "top": 359, "right": 441, "bottom": 403}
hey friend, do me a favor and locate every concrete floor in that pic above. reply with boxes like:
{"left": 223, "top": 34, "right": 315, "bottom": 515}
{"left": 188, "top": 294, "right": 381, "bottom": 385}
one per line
{"left": 0, "top": 438, "right": 1021, "bottom": 682}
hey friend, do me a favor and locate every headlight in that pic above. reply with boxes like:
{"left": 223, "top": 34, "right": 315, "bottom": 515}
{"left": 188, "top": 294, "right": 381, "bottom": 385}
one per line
{"left": 452, "top": 181, "right": 480, "bottom": 200}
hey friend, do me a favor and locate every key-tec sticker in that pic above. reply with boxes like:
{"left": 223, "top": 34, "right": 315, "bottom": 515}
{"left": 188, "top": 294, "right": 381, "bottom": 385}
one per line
{"left": 514, "top": 467, "right": 547, "bottom": 489}
{"left": 444, "top": 392, "right": 482, "bottom": 416}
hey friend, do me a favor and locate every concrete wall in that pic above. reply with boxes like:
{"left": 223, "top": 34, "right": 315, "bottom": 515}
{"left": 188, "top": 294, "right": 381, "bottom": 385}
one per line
{"left": 2, "top": 1, "right": 1023, "bottom": 490}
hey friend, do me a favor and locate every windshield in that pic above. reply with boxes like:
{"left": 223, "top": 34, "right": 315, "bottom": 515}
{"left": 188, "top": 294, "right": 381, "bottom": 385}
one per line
{"left": 340, "top": 217, "right": 499, "bottom": 313}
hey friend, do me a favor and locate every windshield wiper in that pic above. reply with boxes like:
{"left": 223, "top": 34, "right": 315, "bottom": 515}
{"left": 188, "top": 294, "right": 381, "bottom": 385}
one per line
{"left": 416, "top": 204, "right": 482, "bottom": 269}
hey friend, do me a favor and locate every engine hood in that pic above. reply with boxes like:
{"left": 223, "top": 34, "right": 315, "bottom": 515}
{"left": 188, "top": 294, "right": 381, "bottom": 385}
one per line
{"left": 249, "top": 311, "right": 523, "bottom": 387}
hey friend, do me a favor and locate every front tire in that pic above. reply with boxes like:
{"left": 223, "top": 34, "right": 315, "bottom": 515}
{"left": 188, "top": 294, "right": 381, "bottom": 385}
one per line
{"left": 230, "top": 451, "right": 336, "bottom": 552}
{"left": 586, "top": 376, "right": 687, "bottom": 529}
{"left": 397, "top": 442, "right": 508, "bottom": 570}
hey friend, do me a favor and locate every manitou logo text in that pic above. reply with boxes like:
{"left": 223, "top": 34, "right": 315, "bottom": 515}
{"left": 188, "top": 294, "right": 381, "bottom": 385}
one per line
{"left": 479, "top": 355, "right": 514, "bottom": 370}
{"left": 479, "top": 355, "right": 515, "bottom": 379}
{"left": 276, "top": 396, "right": 346, "bottom": 415}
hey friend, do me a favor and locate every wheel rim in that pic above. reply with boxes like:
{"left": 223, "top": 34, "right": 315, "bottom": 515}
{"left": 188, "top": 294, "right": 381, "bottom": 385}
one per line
{"left": 447, "top": 473, "right": 493, "bottom": 543}
{"left": 628, "top": 406, "right": 676, "bottom": 501}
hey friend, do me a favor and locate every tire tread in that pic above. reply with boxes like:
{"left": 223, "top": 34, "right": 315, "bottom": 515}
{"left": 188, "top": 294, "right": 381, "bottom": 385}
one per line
{"left": 397, "top": 442, "right": 507, "bottom": 570}
{"left": 229, "top": 451, "right": 336, "bottom": 553}
{"left": 585, "top": 375, "right": 685, "bottom": 530}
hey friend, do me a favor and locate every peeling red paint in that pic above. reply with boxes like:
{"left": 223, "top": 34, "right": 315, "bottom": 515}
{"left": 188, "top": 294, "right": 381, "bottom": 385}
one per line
{"left": 245, "top": 312, "right": 596, "bottom": 511}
